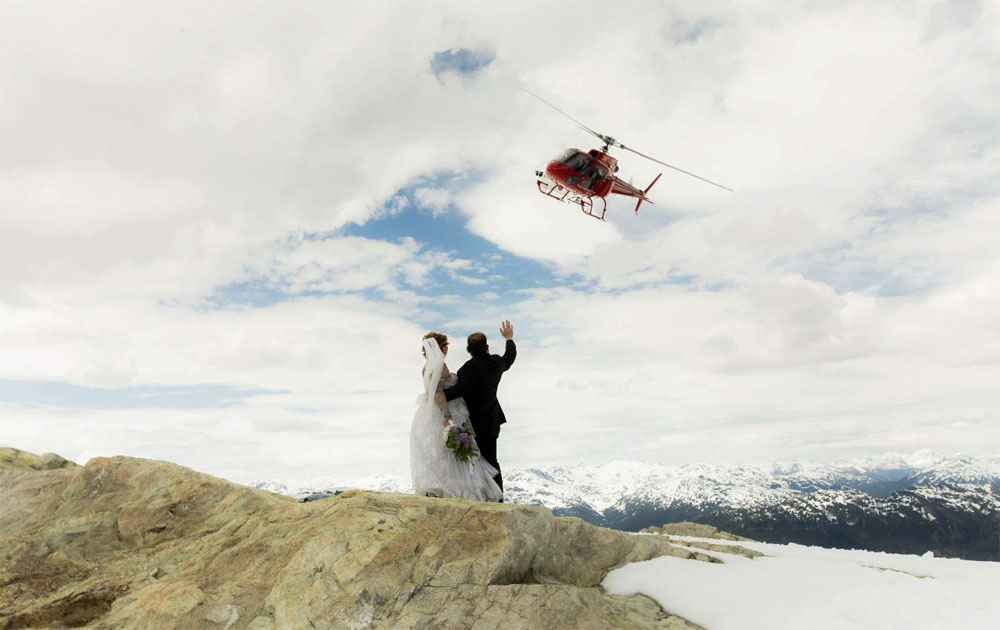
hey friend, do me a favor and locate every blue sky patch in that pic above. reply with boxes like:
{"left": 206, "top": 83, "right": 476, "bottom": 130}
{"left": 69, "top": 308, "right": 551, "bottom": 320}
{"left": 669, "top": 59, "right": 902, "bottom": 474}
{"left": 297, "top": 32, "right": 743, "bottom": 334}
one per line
{"left": 430, "top": 48, "right": 495, "bottom": 78}
{"left": 668, "top": 17, "right": 723, "bottom": 45}
{"left": 203, "top": 171, "right": 574, "bottom": 330}
{"left": 342, "top": 174, "right": 571, "bottom": 328}
{"left": 0, "top": 380, "right": 283, "bottom": 410}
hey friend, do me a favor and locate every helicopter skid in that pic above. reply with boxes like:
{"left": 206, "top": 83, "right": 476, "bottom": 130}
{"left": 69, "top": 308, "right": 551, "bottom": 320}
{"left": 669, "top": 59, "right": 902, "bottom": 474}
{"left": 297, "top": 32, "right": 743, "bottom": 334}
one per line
{"left": 536, "top": 179, "right": 608, "bottom": 221}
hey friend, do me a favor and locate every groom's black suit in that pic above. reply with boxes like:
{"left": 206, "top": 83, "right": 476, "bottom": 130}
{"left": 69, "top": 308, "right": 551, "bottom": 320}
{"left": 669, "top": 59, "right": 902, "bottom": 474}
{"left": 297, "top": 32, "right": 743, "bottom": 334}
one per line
{"left": 444, "top": 339, "right": 516, "bottom": 492}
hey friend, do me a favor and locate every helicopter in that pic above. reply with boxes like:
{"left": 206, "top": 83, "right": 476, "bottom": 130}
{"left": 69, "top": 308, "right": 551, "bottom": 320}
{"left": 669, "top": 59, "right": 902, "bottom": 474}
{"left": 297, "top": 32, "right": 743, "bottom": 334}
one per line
{"left": 525, "top": 89, "right": 733, "bottom": 221}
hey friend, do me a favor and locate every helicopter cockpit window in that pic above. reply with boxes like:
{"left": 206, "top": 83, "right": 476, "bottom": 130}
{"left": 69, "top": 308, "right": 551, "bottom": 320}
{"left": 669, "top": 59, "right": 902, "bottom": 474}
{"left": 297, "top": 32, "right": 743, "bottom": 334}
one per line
{"left": 561, "top": 151, "right": 589, "bottom": 171}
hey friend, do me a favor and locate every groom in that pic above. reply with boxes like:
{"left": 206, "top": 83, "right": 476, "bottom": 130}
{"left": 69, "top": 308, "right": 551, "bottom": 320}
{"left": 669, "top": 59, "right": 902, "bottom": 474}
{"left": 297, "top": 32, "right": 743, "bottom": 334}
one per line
{"left": 444, "top": 320, "right": 516, "bottom": 497}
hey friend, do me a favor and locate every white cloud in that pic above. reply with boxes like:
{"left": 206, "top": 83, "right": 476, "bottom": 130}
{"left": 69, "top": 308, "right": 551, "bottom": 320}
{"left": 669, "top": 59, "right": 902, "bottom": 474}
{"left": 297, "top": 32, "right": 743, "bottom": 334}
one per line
{"left": 245, "top": 236, "right": 417, "bottom": 294}
{"left": 2, "top": 1, "right": 999, "bottom": 482}
{"left": 413, "top": 187, "right": 452, "bottom": 216}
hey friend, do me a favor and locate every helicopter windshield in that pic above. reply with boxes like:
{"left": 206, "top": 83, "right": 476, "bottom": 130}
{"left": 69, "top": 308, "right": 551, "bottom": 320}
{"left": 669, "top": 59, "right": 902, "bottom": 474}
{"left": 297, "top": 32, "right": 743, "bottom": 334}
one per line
{"left": 559, "top": 150, "right": 589, "bottom": 172}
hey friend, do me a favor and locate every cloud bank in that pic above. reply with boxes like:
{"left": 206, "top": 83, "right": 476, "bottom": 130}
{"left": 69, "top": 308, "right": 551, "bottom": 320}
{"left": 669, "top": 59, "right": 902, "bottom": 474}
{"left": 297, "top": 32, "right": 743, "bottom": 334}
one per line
{"left": 1, "top": 1, "right": 998, "bottom": 482}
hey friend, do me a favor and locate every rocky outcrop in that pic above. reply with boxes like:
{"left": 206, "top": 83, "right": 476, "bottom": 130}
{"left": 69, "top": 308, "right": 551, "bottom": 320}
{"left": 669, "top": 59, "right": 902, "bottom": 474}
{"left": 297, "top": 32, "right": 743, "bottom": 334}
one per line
{"left": 640, "top": 523, "right": 763, "bottom": 559}
{"left": 642, "top": 522, "right": 746, "bottom": 541}
{"left": 0, "top": 450, "right": 715, "bottom": 629}
{"left": 0, "top": 448, "right": 77, "bottom": 472}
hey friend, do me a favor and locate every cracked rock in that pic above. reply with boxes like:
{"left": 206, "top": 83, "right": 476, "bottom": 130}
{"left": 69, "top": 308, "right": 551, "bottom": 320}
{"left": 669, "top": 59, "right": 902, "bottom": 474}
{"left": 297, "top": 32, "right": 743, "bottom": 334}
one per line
{"left": 1, "top": 449, "right": 711, "bottom": 629}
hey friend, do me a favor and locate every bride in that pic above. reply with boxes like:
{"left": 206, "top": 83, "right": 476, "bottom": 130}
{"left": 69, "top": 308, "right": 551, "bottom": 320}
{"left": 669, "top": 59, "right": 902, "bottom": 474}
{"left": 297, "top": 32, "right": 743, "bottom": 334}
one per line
{"left": 410, "top": 332, "right": 503, "bottom": 501}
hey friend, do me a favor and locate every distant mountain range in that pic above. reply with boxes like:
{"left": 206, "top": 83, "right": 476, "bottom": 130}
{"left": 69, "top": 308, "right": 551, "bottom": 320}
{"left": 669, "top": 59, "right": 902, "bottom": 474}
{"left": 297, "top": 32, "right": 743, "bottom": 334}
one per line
{"left": 253, "top": 452, "right": 1000, "bottom": 561}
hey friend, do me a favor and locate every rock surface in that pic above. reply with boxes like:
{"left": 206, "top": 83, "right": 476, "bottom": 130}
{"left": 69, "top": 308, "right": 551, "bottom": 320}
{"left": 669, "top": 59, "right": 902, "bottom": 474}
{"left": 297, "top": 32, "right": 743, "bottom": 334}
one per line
{"left": 640, "top": 523, "right": 763, "bottom": 559}
{"left": 0, "top": 449, "right": 716, "bottom": 629}
{"left": 0, "top": 448, "right": 77, "bottom": 472}
{"left": 642, "top": 522, "right": 747, "bottom": 541}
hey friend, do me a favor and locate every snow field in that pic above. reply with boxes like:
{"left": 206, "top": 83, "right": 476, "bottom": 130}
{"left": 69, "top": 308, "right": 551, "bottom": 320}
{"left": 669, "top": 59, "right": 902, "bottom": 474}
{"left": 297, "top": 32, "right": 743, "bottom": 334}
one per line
{"left": 603, "top": 536, "right": 1000, "bottom": 629}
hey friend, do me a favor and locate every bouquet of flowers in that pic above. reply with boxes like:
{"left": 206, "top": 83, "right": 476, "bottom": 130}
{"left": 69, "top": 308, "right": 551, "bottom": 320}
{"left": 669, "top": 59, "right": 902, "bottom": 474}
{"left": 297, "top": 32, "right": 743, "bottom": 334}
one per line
{"left": 444, "top": 422, "right": 479, "bottom": 463}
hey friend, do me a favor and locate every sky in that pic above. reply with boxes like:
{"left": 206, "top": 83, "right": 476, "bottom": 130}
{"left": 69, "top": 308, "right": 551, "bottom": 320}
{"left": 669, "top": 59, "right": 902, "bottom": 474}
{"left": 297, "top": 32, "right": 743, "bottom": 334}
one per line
{"left": 1, "top": 1, "right": 999, "bottom": 485}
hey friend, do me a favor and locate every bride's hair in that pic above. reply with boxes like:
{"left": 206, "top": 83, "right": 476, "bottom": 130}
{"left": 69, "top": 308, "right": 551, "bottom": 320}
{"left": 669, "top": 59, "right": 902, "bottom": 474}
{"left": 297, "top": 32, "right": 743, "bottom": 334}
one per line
{"left": 422, "top": 332, "right": 448, "bottom": 355}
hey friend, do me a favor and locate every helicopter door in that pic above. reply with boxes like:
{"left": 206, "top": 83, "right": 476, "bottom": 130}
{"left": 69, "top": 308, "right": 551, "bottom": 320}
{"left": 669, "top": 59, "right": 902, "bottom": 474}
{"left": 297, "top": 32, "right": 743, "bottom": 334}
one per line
{"left": 580, "top": 163, "right": 608, "bottom": 191}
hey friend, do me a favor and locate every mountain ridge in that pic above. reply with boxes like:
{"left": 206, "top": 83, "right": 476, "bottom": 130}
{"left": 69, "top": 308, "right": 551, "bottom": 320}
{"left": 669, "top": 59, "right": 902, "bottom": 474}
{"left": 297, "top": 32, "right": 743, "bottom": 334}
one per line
{"left": 254, "top": 452, "right": 1000, "bottom": 560}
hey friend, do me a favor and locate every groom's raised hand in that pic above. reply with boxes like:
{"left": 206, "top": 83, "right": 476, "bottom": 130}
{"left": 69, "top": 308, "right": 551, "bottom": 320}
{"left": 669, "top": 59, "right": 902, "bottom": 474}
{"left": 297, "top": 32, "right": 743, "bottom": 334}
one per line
{"left": 500, "top": 320, "right": 514, "bottom": 340}
{"left": 499, "top": 320, "right": 516, "bottom": 370}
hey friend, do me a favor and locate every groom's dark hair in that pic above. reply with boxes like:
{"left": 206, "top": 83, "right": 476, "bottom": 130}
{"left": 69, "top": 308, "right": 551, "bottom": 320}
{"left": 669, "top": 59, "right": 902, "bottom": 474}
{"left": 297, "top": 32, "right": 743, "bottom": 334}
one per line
{"left": 467, "top": 332, "right": 488, "bottom": 357}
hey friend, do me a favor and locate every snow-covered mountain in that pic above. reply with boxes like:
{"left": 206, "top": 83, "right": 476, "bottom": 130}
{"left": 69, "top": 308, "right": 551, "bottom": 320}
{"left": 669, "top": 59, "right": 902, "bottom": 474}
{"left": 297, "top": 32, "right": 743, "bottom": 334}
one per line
{"left": 253, "top": 452, "right": 1000, "bottom": 560}
{"left": 253, "top": 474, "right": 404, "bottom": 501}
{"left": 503, "top": 453, "right": 1000, "bottom": 560}
{"left": 504, "top": 451, "right": 1000, "bottom": 514}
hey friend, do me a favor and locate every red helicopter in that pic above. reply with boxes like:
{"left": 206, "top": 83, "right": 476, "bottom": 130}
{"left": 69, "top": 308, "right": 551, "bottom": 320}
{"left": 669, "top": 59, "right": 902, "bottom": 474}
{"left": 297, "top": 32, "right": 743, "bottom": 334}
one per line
{"left": 526, "top": 90, "right": 732, "bottom": 221}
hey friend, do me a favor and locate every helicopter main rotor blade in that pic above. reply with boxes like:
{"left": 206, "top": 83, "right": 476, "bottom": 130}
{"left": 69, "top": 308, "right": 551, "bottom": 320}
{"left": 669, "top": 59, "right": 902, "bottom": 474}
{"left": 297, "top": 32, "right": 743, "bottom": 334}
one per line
{"left": 619, "top": 144, "right": 734, "bottom": 192}
{"left": 519, "top": 87, "right": 610, "bottom": 145}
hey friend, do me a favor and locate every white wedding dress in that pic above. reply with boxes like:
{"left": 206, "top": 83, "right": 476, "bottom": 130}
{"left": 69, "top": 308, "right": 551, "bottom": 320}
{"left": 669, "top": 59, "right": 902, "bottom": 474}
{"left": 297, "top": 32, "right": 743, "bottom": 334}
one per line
{"left": 410, "top": 339, "right": 503, "bottom": 501}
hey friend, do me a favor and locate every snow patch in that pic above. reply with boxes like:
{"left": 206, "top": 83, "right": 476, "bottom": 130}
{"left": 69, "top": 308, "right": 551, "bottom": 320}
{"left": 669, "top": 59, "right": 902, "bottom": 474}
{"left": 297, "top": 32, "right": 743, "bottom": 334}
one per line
{"left": 604, "top": 539, "right": 1000, "bottom": 630}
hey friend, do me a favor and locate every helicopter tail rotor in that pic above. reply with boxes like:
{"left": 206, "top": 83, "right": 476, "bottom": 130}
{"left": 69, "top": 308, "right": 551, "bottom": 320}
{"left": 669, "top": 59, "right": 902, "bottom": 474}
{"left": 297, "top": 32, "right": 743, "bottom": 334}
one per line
{"left": 634, "top": 173, "right": 662, "bottom": 214}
